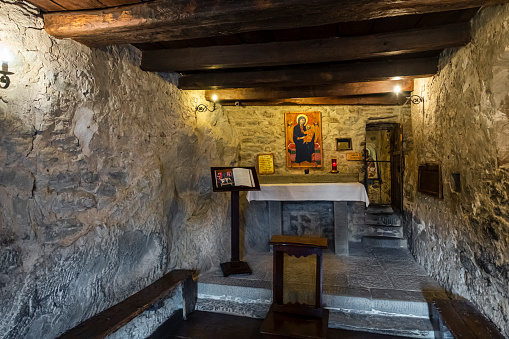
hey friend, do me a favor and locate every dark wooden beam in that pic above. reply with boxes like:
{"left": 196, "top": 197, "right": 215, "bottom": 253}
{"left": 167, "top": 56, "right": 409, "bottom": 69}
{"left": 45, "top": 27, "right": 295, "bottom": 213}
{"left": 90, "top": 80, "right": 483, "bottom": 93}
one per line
{"left": 142, "top": 23, "right": 467, "bottom": 71}
{"left": 205, "top": 79, "right": 413, "bottom": 101}
{"left": 28, "top": 0, "right": 145, "bottom": 12}
{"left": 178, "top": 57, "right": 437, "bottom": 90}
{"left": 28, "top": 0, "right": 66, "bottom": 11}
{"left": 42, "top": 0, "right": 504, "bottom": 46}
{"left": 218, "top": 94, "right": 408, "bottom": 106}
{"left": 52, "top": 0, "right": 106, "bottom": 11}
{"left": 145, "top": 23, "right": 470, "bottom": 72}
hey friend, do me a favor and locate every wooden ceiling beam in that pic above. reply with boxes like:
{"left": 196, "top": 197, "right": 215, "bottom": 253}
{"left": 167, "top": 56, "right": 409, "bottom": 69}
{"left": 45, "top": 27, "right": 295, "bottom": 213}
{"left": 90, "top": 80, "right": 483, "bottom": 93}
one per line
{"left": 42, "top": 0, "right": 504, "bottom": 46}
{"left": 178, "top": 57, "right": 437, "bottom": 90}
{"left": 218, "top": 95, "right": 408, "bottom": 106}
{"left": 204, "top": 79, "right": 413, "bottom": 101}
{"left": 28, "top": 0, "right": 66, "bottom": 11}
{"left": 142, "top": 23, "right": 467, "bottom": 72}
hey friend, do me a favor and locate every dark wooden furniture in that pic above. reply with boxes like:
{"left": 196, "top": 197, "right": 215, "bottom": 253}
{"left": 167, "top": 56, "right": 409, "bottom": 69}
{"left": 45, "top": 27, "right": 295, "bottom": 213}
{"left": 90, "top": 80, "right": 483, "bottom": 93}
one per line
{"left": 149, "top": 310, "right": 405, "bottom": 339}
{"left": 261, "top": 235, "right": 329, "bottom": 339}
{"left": 431, "top": 298, "right": 504, "bottom": 339}
{"left": 211, "top": 167, "right": 260, "bottom": 277}
{"left": 57, "top": 270, "right": 196, "bottom": 339}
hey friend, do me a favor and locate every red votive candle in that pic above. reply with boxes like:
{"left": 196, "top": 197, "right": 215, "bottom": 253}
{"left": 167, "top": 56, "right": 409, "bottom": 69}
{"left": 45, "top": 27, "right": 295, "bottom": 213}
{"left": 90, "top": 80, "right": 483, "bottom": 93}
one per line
{"left": 331, "top": 159, "right": 337, "bottom": 171}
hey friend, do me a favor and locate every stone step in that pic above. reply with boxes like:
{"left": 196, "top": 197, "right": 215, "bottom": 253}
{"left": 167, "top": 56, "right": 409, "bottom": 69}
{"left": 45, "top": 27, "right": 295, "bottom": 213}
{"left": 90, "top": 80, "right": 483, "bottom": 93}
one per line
{"left": 366, "top": 225, "right": 404, "bottom": 238}
{"left": 197, "top": 280, "right": 429, "bottom": 319}
{"left": 197, "top": 280, "right": 272, "bottom": 319}
{"left": 361, "top": 236, "right": 408, "bottom": 248}
{"left": 365, "top": 213, "right": 401, "bottom": 226}
{"left": 197, "top": 281, "right": 433, "bottom": 338}
{"left": 328, "top": 310, "right": 434, "bottom": 338}
{"left": 366, "top": 205, "right": 394, "bottom": 214}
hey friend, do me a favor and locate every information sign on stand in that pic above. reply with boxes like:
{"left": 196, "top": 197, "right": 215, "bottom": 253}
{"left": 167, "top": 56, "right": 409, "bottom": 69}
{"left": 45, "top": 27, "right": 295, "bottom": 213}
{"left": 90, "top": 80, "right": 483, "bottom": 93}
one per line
{"left": 211, "top": 167, "right": 260, "bottom": 277}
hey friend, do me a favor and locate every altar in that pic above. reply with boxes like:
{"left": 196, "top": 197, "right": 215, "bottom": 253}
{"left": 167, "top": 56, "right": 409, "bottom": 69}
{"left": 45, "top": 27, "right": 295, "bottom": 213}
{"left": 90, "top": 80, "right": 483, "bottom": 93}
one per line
{"left": 247, "top": 182, "right": 369, "bottom": 255}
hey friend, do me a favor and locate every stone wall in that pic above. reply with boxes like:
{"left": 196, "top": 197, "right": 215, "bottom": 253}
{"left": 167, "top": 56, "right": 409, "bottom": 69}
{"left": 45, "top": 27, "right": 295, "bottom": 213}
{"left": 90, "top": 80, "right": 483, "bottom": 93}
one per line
{"left": 225, "top": 105, "right": 411, "bottom": 176}
{"left": 224, "top": 105, "right": 412, "bottom": 250}
{"left": 405, "top": 5, "right": 509, "bottom": 336}
{"left": 0, "top": 1, "right": 238, "bottom": 338}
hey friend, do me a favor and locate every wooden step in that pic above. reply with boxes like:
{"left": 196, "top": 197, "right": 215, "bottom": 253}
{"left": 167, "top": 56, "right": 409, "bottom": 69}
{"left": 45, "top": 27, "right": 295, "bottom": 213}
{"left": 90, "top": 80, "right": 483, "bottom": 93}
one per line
{"left": 149, "top": 310, "right": 410, "bottom": 339}
{"left": 260, "top": 305, "right": 329, "bottom": 339}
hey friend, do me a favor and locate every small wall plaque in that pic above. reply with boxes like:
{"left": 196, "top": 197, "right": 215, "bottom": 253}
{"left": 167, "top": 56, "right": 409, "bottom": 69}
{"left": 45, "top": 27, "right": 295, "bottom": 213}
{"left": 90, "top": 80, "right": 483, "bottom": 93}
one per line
{"left": 336, "top": 138, "right": 352, "bottom": 151}
{"left": 257, "top": 153, "right": 275, "bottom": 174}
{"left": 346, "top": 152, "right": 363, "bottom": 161}
{"left": 418, "top": 163, "right": 443, "bottom": 199}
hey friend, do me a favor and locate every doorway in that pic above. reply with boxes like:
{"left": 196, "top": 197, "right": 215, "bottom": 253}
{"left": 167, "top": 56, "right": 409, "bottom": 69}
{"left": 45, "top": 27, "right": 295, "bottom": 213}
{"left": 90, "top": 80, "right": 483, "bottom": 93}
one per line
{"left": 365, "top": 123, "right": 403, "bottom": 213}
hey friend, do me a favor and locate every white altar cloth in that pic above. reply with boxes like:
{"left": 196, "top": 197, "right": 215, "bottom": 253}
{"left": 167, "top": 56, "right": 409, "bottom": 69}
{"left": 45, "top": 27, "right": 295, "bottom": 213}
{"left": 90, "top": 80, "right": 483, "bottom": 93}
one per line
{"left": 247, "top": 182, "right": 369, "bottom": 206}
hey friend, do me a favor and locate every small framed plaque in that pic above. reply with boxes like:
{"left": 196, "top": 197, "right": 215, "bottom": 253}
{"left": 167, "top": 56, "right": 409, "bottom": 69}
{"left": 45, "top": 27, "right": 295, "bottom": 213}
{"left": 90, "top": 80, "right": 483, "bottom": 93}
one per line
{"left": 336, "top": 138, "right": 352, "bottom": 151}
{"left": 346, "top": 152, "right": 363, "bottom": 161}
{"left": 257, "top": 153, "right": 275, "bottom": 175}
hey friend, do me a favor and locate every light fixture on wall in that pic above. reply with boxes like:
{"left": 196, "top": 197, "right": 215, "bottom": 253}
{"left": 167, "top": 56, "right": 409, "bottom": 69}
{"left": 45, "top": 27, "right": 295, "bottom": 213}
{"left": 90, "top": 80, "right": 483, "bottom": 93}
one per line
{"left": 196, "top": 94, "right": 218, "bottom": 112}
{"left": 406, "top": 95, "right": 424, "bottom": 105}
{"left": 393, "top": 85, "right": 424, "bottom": 106}
{"left": 0, "top": 45, "right": 13, "bottom": 89}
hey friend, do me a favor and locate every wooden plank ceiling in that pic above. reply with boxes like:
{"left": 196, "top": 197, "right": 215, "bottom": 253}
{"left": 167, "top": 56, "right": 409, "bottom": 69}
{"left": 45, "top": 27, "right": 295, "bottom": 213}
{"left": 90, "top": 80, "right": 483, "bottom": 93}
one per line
{"left": 26, "top": 0, "right": 509, "bottom": 105}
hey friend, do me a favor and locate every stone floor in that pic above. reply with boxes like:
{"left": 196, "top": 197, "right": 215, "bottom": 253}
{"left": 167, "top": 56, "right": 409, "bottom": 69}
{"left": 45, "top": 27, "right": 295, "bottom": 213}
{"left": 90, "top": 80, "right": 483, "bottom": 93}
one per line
{"left": 196, "top": 243, "right": 449, "bottom": 337}
{"left": 199, "top": 243, "right": 447, "bottom": 303}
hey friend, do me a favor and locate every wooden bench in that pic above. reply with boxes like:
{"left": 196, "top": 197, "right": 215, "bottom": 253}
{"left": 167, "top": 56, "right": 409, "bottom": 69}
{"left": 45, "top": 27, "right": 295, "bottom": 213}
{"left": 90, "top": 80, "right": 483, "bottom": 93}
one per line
{"left": 431, "top": 298, "right": 504, "bottom": 338}
{"left": 57, "top": 269, "right": 196, "bottom": 339}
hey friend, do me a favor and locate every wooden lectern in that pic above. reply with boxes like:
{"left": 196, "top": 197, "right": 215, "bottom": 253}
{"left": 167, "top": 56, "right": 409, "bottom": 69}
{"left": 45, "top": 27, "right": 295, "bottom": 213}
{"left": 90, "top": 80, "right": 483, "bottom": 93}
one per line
{"left": 261, "top": 235, "right": 329, "bottom": 338}
{"left": 211, "top": 167, "right": 260, "bottom": 277}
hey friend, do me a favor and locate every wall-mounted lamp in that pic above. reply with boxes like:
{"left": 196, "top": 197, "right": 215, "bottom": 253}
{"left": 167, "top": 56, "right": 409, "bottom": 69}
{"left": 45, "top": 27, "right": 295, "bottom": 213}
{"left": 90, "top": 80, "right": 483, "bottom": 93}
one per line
{"left": 393, "top": 85, "right": 424, "bottom": 106}
{"left": 406, "top": 94, "right": 424, "bottom": 105}
{"left": 0, "top": 45, "right": 13, "bottom": 89}
{"left": 406, "top": 94, "right": 425, "bottom": 128}
{"left": 196, "top": 94, "right": 218, "bottom": 112}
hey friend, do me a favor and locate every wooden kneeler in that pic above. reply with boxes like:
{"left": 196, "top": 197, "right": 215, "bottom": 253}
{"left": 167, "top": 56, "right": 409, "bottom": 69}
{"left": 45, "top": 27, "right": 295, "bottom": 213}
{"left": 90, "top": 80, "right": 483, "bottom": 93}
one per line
{"left": 261, "top": 235, "right": 329, "bottom": 339}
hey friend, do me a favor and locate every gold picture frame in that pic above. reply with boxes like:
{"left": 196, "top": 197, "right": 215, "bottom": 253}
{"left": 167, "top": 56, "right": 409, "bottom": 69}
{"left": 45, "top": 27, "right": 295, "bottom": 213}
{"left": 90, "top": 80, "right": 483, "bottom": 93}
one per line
{"left": 285, "top": 112, "right": 323, "bottom": 168}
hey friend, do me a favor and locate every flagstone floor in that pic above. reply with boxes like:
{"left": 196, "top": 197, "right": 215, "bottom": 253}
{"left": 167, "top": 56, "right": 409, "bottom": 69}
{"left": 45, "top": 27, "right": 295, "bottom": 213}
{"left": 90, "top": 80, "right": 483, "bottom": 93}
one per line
{"left": 150, "top": 243, "right": 448, "bottom": 339}
{"left": 198, "top": 243, "right": 448, "bottom": 307}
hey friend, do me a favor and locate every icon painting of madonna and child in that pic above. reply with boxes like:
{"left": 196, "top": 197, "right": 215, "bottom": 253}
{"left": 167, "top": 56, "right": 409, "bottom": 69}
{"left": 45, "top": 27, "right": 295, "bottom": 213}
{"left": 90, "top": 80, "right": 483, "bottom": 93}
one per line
{"left": 285, "top": 111, "right": 323, "bottom": 168}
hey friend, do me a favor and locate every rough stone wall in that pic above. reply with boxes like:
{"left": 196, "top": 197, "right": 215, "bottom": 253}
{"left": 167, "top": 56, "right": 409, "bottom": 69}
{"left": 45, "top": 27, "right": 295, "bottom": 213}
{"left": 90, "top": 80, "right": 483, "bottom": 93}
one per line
{"left": 225, "top": 105, "right": 411, "bottom": 177}
{"left": 224, "top": 105, "right": 412, "bottom": 250}
{"left": 0, "top": 2, "right": 237, "bottom": 338}
{"left": 405, "top": 5, "right": 509, "bottom": 336}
